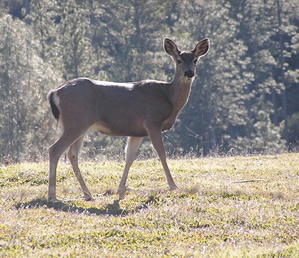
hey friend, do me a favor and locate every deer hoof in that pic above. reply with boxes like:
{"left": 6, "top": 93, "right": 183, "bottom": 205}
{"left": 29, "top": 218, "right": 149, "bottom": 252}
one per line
{"left": 170, "top": 185, "right": 179, "bottom": 191}
{"left": 84, "top": 193, "right": 94, "bottom": 201}
{"left": 117, "top": 187, "right": 126, "bottom": 200}
{"left": 85, "top": 196, "right": 94, "bottom": 201}
{"left": 48, "top": 196, "right": 57, "bottom": 202}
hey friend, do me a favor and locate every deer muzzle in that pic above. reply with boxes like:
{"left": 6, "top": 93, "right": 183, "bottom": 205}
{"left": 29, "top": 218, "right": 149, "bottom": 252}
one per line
{"left": 184, "top": 70, "right": 194, "bottom": 78}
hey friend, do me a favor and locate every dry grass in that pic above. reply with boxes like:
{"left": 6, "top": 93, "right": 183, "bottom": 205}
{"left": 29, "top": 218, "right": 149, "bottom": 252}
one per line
{"left": 0, "top": 153, "right": 298, "bottom": 257}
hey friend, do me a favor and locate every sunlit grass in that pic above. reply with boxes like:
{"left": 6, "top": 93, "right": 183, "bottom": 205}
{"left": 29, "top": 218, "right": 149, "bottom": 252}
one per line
{"left": 0, "top": 153, "right": 298, "bottom": 257}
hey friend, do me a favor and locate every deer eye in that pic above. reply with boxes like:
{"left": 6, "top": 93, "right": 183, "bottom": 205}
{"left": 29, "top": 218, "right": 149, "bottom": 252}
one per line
{"left": 193, "top": 59, "right": 198, "bottom": 64}
{"left": 177, "top": 59, "right": 183, "bottom": 64}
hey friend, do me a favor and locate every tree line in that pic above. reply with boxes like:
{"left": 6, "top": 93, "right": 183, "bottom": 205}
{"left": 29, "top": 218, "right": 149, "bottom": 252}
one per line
{"left": 0, "top": 0, "right": 298, "bottom": 163}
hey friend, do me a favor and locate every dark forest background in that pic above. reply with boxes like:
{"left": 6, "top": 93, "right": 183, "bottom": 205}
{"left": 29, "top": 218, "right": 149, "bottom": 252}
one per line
{"left": 0, "top": 0, "right": 298, "bottom": 163}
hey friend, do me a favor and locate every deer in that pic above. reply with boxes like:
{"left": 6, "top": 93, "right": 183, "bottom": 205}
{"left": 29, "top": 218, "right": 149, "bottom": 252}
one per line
{"left": 47, "top": 37, "right": 209, "bottom": 201}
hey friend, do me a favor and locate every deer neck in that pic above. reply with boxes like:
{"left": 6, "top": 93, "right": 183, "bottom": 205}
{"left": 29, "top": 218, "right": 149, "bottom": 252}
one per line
{"left": 170, "top": 75, "right": 193, "bottom": 113}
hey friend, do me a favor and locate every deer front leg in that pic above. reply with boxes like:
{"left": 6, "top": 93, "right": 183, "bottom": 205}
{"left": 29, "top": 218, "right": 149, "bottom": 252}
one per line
{"left": 146, "top": 125, "right": 178, "bottom": 191}
{"left": 118, "top": 136, "right": 143, "bottom": 199}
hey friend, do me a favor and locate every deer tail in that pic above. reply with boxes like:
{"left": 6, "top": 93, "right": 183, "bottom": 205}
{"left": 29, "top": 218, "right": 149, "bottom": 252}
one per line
{"left": 48, "top": 91, "right": 60, "bottom": 120}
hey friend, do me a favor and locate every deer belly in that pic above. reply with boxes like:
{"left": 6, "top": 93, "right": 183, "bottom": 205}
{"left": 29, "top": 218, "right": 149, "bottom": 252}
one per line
{"left": 90, "top": 120, "right": 147, "bottom": 137}
{"left": 90, "top": 121, "right": 113, "bottom": 135}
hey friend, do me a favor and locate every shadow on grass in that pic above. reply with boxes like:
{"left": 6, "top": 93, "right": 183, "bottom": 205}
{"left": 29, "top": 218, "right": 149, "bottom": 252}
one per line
{"left": 15, "top": 195, "right": 158, "bottom": 217}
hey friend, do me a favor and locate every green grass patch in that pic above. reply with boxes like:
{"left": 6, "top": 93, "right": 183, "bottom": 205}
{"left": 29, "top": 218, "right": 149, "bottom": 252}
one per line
{"left": 0, "top": 154, "right": 298, "bottom": 257}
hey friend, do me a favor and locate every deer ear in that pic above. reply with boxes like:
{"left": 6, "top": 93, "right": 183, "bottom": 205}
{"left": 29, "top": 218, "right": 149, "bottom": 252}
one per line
{"left": 164, "top": 38, "right": 180, "bottom": 57}
{"left": 192, "top": 38, "right": 209, "bottom": 58}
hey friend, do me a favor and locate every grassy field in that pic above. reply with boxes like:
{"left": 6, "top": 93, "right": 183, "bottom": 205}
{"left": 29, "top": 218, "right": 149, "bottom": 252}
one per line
{"left": 0, "top": 153, "right": 298, "bottom": 257}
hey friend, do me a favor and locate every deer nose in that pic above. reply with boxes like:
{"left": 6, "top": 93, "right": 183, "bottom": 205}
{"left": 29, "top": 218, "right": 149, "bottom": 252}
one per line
{"left": 184, "top": 70, "right": 194, "bottom": 78}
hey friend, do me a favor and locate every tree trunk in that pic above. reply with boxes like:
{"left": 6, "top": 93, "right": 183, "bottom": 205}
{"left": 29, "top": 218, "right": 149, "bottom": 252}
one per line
{"left": 271, "top": 87, "right": 279, "bottom": 126}
{"left": 277, "top": 0, "right": 288, "bottom": 143}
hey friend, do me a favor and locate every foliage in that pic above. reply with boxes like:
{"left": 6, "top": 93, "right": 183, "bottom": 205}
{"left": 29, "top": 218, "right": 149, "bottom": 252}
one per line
{"left": 0, "top": 0, "right": 298, "bottom": 162}
{"left": 0, "top": 14, "right": 61, "bottom": 162}
{"left": 0, "top": 154, "right": 298, "bottom": 256}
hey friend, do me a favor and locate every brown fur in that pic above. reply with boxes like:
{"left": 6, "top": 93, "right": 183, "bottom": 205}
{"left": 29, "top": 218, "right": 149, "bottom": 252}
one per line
{"left": 48, "top": 38, "right": 209, "bottom": 201}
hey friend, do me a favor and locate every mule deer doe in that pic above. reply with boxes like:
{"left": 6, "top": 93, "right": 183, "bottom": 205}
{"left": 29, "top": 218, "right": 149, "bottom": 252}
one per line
{"left": 48, "top": 37, "right": 209, "bottom": 201}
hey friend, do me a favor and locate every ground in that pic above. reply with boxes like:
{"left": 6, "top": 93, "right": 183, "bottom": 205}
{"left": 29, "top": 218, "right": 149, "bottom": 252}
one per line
{"left": 0, "top": 153, "right": 298, "bottom": 257}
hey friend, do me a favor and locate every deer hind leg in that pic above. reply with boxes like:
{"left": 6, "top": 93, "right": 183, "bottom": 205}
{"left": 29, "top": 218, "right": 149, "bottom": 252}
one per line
{"left": 118, "top": 136, "right": 143, "bottom": 199}
{"left": 146, "top": 125, "right": 178, "bottom": 191}
{"left": 48, "top": 129, "right": 87, "bottom": 201}
{"left": 67, "top": 135, "right": 93, "bottom": 201}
